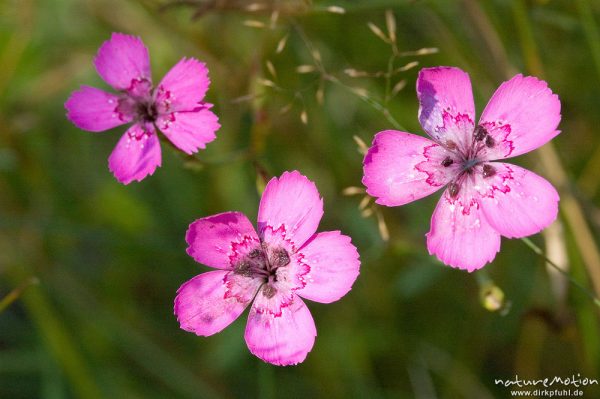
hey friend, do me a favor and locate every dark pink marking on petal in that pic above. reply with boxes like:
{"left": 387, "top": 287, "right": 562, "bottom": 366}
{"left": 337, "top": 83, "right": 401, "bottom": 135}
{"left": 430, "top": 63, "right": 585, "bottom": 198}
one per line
{"left": 155, "top": 84, "right": 173, "bottom": 114}
{"left": 94, "top": 33, "right": 152, "bottom": 91}
{"left": 479, "top": 74, "right": 561, "bottom": 160}
{"left": 65, "top": 86, "right": 133, "bottom": 132}
{"left": 126, "top": 77, "right": 153, "bottom": 100}
{"left": 259, "top": 224, "right": 298, "bottom": 255}
{"left": 293, "top": 231, "right": 360, "bottom": 304}
{"left": 228, "top": 235, "right": 263, "bottom": 269}
{"left": 475, "top": 163, "right": 514, "bottom": 198}
{"left": 253, "top": 286, "right": 295, "bottom": 318}
{"left": 437, "top": 111, "right": 476, "bottom": 153}
{"left": 426, "top": 181, "right": 501, "bottom": 271}
{"left": 108, "top": 123, "right": 161, "bottom": 184}
{"left": 244, "top": 292, "right": 316, "bottom": 366}
{"left": 414, "top": 143, "right": 461, "bottom": 187}
{"left": 174, "top": 270, "right": 260, "bottom": 336}
{"left": 362, "top": 130, "right": 457, "bottom": 207}
{"left": 223, "top": 272, "right": 263, "bottom": 303}
{"left": 417, "top": 67, "right": 476, "bottom": 150}
{"left": 155, "top": 58, "right": 210, "bottom": 114}
{"left": 477, "top": 121, "right": 514, "bottom": 159}
{"left": 156, "top": 106, "right": 220, "bottom": 155}
{"left": 258, "top": 171, "right": 324, "bottom": 251}
{"left": 271, "top": 247, "right": 311, "bottom": 293}
{"left": 475, "top": 162, "right": 559, "bottom": 238}
{"left": 185, "top": 211, "right": 261, "bottom": 270}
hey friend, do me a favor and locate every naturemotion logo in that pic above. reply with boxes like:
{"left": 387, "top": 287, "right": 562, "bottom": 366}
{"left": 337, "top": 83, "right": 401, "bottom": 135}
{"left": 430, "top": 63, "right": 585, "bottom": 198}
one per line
{"left": 494, "top": 374, "right": 598, "bottom": 389}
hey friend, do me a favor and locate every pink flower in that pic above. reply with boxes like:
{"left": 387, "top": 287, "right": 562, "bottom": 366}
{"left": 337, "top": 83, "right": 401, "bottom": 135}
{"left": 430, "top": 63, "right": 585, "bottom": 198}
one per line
{"left": 65, "top": 33, "right": 220, "bottom": 184}
{"left": 175, "top": 171, "right": 360, "bottom": 365}
{"left": 363, "top": 67, "right": 561, "bottom": 271}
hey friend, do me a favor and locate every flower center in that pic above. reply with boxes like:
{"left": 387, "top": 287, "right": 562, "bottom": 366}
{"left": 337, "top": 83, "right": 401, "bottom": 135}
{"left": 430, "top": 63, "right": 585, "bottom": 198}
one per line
{"left": 233, "top": 244, "right": 291, "bottom": 298}
{"left": 440, "top": 124, "right": 498, "bottom": 198}
{"left": 122, "top": 77, "right": 158, "bottom": 123}
{"left": 136, "top": 101, "right": 158, "bottom": 123}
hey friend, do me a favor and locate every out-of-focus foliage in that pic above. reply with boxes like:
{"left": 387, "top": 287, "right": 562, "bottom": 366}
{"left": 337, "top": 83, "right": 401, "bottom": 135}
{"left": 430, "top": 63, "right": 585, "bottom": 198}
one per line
{"left": 1, "top": 0, "right": 600, "bottom": 397}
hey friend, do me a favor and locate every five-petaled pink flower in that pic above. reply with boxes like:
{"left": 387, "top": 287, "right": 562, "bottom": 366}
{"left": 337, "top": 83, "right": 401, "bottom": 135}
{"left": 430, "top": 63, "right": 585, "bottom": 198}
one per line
{"left": 175, "top": 171, "right": 360, "bottom": 365}
{"left": 65, "top": 33, "right": 220, "bottom": 184}
{"left": 363, "top": 67, "right": 561, "bottom": 271}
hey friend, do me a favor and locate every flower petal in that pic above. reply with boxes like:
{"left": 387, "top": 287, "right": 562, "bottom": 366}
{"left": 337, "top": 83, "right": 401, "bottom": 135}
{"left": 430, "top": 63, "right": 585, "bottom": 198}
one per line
{"left": 108, "top": 123, "right": 161, "bottom": 184}
{"left": 426, "top": 181, "right": 501, "bottom": 271}
{"left": 156, "top": 106, "right": 220, "bottom": 155}
{"left": 475, "top": 163, "right": 559, "bottom": 238}
{"left": 186, "top": 211, "right": 261, "bottom": 270}
{"left": 245, "top": 291, "right": 316, "bottom": 366}
{"left": 478, "top": 74, "right": 561, "bottom": 159}
{"left": 175, "top": 270, "right": 261, "bottom": 336}
{"left": 417, "top": 67, "right": 476, "bottom": 151}
{"left": 94, "top": 33, "right": 152, "bottom": 91}
{"left": 257, "top": 171, "right": 324, "bottom": 252}
{"left": 362, "top": 130, "right": 459, "bottom": 206}
{"left": 155, "top": 58, "right": 210, "bottom": 114}
{"left": 65, "top": 86, "right": 132, "bottom": 132}
{"left": 292, "top": 231, "right": 360, "bottom": 303}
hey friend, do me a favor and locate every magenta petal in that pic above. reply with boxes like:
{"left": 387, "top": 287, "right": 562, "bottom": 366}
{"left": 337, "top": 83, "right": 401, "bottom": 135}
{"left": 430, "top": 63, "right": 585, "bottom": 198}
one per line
{"left": 155, "top": 58, "right": 210, "bottom": 113}
{"left": 417, "top": 67, "right": 476, "bottom": 151}
{"left": 293, "top": 231, "right": 360, "bottom": 304}
{"left": 245, "top": 292, "right": 316, "bottom": 366}
{"left": 108, "top": 123, "right": 161, "bottom": 184}
{"left": 186, "top": 211, "right": 261, "bottom": 270}
{"left": 175, "top": 270, "right": 260, "bottom": 336}
{"left": 156, "top": 108, "right": 220, "bottom": 155}
{"left": 476, "top": 163, "right": 559, "bottom": 238}
{"left": 426, "top": 184, "right": 501, "bottom": 271}
{"left": 363, "top": 130, "right": 458, "bottom": 206}
{"left": 479, "top": 74, "right": 561, "bottom": 159}
{"left": 258, "top": 171, "right": 324, "bottom": 252}
{"left": 65, "top": 86, "right": 132, "bottom": 132}
{"left": 94, "top": 33, "right": 152, "bottom": 91}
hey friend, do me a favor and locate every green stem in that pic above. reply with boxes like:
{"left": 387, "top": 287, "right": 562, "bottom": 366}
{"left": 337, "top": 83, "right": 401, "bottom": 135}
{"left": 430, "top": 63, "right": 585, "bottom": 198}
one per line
{"left": 474, "top": 269, "right": 492, "bottom": 287}
{"left": 521, "top": 237, "right": 600, "bottom": 308}
{"left": 292, "top": 22, "right": 406, "bottom": 131}
{"left": 0, "top": 276, "right": 39, "bottom": 313}
{"left": 383, "top": 52, "right": 397, "bottom": 105}
{"left": 326, "top": 76, "right": 405, "bottom": 130}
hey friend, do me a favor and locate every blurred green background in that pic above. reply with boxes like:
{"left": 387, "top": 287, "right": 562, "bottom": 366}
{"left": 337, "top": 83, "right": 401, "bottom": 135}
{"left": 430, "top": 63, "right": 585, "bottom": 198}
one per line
{"left": 2, "top": 0, "right": 600, "bottom": 397}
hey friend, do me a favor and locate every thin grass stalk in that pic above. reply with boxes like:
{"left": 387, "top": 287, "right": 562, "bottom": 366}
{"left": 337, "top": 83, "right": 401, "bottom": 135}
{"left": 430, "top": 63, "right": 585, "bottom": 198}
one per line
{"left": 510, "top": 0, "right": 600, "bottom": 304}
